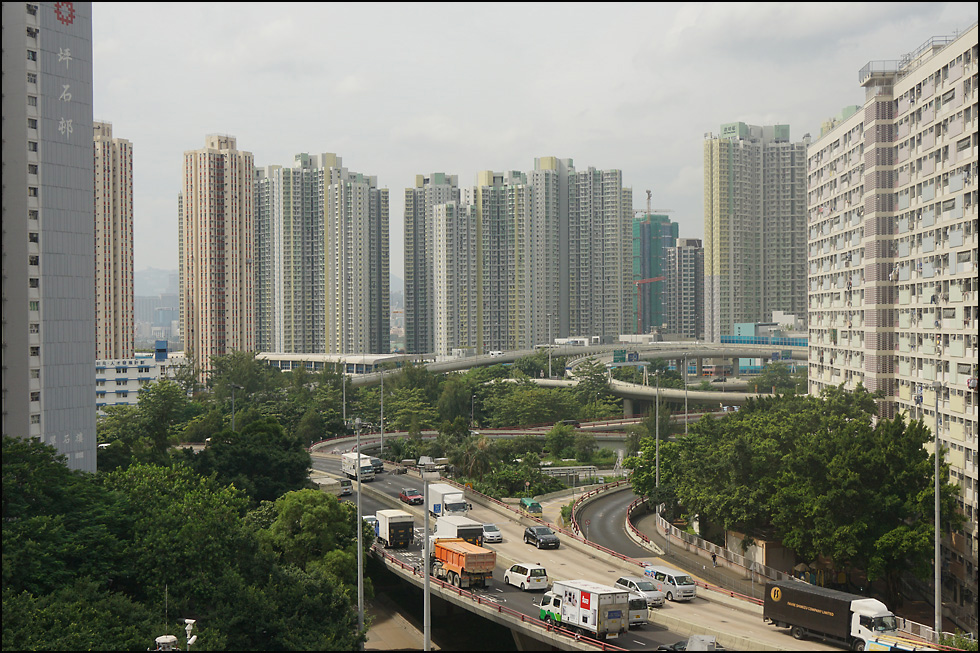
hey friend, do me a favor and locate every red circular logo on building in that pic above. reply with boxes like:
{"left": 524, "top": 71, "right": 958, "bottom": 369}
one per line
{"left": 54, "top": 2, "right": 76, "bottom": 25}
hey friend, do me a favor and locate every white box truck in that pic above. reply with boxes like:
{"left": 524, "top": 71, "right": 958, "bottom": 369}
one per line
{"left": 341, "top": 452, "right": 375, "bottom": 481}
{"left": 376, "top": 509, "right": 414, "bottom": 549}
{"left": 427, "top": 482, "right": 467, "bottom": 517}
{"left": 310, "top": 473, "right": 344, "bottom": 497}
{"left": 431, "top": 515, "right": 485, "bottom": 547}
{"left": 538, "top": 579, "right": 629, "bottom": 641}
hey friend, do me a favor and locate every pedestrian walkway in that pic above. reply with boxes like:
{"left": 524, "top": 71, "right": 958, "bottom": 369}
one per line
{"left": 630, "top": 508, "right": 766, "bottom": 600}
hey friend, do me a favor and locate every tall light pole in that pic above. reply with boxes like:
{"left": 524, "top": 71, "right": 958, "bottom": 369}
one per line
{"left": 655, "top": 372, "right": 660, "bottom": 489}
{"left": 342, "top": 371, "right": 347, "bottom": 424}
{"left": 380, "top": 372, "right": 385, "bottom": 457}
{"left": 470, "top": 394, "right": 475, "bottom": 429}
{"left": 932, "top": 380, "right": 942, "bottom": 641}
{"left": 229, "top": 383, "right": 243, "bottom": 432}
{"left": 354, "top": 417, "right": 364, "bottom": 642}
{"left": 422, "top": 471, "right": 440, "bottom": 651}
{"left": 547, "top": 313, "right": 553, "bottom": 378}
{"left": 683, "top": 356, "right": 689, "bottom": 435}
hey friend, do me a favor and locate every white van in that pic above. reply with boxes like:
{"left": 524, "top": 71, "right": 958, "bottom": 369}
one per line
{"left": 503, "top": 563, "right": 548, "bottom": 591}
{"left": 644, "top": 565, "right": 697, "bottom": 602}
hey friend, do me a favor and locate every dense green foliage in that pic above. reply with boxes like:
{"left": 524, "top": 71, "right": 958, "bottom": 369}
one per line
{"left": 628, "top": 386, "right": 963, "bottom": 605}
{"left": 1, "top": 436, "right": 364, "bottom": 651}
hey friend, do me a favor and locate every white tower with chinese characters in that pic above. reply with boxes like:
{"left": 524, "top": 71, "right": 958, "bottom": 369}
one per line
{"left": 1, "top": 1, "right": 97, "bottom": 471}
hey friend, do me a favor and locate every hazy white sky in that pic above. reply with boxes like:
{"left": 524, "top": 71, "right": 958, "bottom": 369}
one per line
{"left": 92, "top": 2, "right": 977, "bottom": 282}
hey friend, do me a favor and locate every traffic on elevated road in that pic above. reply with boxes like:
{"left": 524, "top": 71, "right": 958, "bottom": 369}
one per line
{"left": 311, "top": 452, "right": 836, "bottom": 651}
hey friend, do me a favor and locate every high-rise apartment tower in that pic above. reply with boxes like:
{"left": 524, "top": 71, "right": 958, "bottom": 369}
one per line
{"left": 178, "top": 135, "right": 255, "bottom": 375}
{"left": 807, "top": 24, "right": 978, "bottom": 624}
{"left": 2, "top": 1, "right": 97, "bottom": 470}
{"left": 93, "top": 121, "right": 134, "bottom": 359}
{"left": 704, "top": 123, "right": 808, "bottom": 341}
{"left": 405, "top": 173, "right": 459, "bottom": 354}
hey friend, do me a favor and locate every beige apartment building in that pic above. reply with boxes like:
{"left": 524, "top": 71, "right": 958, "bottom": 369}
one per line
{"left": 94, "top": 121, "right": 134, "bottom": 359}
{"left": 178, "top": 135, "right": 255, "bottom": 375}
{"left": 807, "top": 24, "right": 978, "bottom": 627}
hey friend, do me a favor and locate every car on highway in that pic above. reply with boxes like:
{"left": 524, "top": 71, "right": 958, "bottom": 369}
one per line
{"left": 399, "top": 488, "right": 423, "bottom": 505}
{"left": 523, "top": 525, "right": 560, "bottom": 549}
{"left": 656, "top": 637, "right": 724, "bottom": 651}
{"left": 614, "top": 575, "right": 665, "bottom": 608}
{"left": 482, "top": 523, "right": 503, "bottom": 543}
{"left": 503, "top": 563, "right": 548, "bottom": 591}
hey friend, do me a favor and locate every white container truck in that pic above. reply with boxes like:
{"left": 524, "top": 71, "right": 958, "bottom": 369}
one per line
{"left": 310, "top": 473, "right": 344, "bottom": 497}
{"left": 431, "top": 515, "right": 485, "bottom": 547}
{"left": 341, "top": 452, "right": 375, "bottom": 481}
{"left": 538, "top": 579, "right": 629, "bottom": 641}
{"left": 427, "top": 482, "right": 467, "bottom": 517}
{"left": 376, "top": 509, "right": 414, "bottom": 549}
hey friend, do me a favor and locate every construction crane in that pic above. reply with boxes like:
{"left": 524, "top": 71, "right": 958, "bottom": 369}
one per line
{"left": 632, "top": 189, "right": 673, "bottom": 218}
{"left": 634, "top": 276, "right": 665, "bottom": 334}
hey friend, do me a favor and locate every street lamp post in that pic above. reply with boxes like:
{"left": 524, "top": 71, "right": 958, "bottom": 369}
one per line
{"left": 684, "top": 356, "right": 689, "bottom": 435}
{"left": 354, "top": 417, "right": 364, "bottom": 644}
{"left": 229, "top": 383, "right": 243, "bottom": 432}
{"left": 655, "top": 372, "right": 660, "bottom": 489}
{"left": 380, "top": 372, "right": 384, "bottom": 458}
{"left": 932, "top": 380, "right": 942, "bottom": 641}
{"left": 421, "top": 470, "right": 439, "bottom": 651}
{"left": 547, "top": 313, "right": 553, "bottom": 378}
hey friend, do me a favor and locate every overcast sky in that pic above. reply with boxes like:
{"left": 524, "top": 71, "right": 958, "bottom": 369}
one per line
{"left": 92, "top": 2, "right": 976, "bottom": 282}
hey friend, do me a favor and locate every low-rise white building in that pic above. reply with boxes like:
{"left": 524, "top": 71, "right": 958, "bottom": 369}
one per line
{"left": 95, "top": 341, "right": 188, "bottom": 412}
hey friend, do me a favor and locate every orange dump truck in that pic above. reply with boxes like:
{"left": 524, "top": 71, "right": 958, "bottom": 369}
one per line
{"left": 430, "top": 538, "right": 496, "bottom": 589}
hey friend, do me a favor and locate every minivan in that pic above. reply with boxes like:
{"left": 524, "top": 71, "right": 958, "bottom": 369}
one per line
{"left": 503, "top": 563, "right": 548, "bottom": 591}
{"left": 614, "top": 575, "right": 665, "bottom": 607}
{"left": 519, "top": 497, "right": 543, "bottom": 518}
{"left": 644, "top": 566, "right": 697, "bottom": 601}
{"left": 627, "top": 594, "right": 648, "bottom": 628}
{"left": 338, "top": 478, "right": 353, "bottom": 495}
{"left": 370, "top": 457, "right": 384, "bottom": 473}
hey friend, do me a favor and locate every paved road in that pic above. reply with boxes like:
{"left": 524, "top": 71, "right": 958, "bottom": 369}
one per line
{"left": 313, "top": 455, "right": 683, "bottom": 650}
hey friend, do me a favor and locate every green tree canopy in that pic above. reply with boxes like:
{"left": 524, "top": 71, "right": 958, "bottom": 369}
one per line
{"left": 181, "top": 416, "right": 311, "bottom": 505}
{"left": 641, "top": 386, "right": 962, "bottom": 605}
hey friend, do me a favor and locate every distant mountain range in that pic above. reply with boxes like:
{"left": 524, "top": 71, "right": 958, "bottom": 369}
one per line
{"left": 136, "top": 268, "right": 404, "bottom": 298}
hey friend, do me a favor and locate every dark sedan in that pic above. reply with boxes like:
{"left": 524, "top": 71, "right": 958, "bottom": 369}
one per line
{"left": 523, "top": 525, "right": 560, "bottom": 549}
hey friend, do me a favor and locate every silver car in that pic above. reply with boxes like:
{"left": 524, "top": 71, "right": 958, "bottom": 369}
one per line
{"left": 615, "top": 575, "right": 665, "bottom": 608}
{"left": 482, "top": 523, "right": 503, "bottom": 544}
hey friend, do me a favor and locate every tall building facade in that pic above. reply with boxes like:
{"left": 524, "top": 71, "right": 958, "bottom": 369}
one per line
{"left": 632, "top": 213, "right": 677, "bottom": 334}
{"left": 404, "top": 173, "right": 459, "bottom": 354}
{"left": 255, "top": 153, "right": 390, "bottom": 355}
{"left": 568, "top": 167, "right": 633, "bottom": 340}
{"left": 93, "top": 121, "right": 134, "bottom": 359}
{"left": 324, "top": 160, "right": 389, "bottom": 354}
{"left": 472, "top": 170, "right": 535, "bottom": 353}
{"left": 433, "top": 201, "right": 478, "bottom": 357}
{"left": 665, "top": 238, "right": 705, "bottom": 340}
{"left": 178, "top": 135, "right": 255, "bottom": 375}
{"left": 703, "top": 123, "right": 808, "bottom": 342}
{"left": 2, "top": 1, "right": 96, "bottom": 471}
{"left": 807, "top": 25, "right": 978, "bottom": 626}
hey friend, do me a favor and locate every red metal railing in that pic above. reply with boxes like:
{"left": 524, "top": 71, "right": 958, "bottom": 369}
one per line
{"left": 371, "top": 545, "right": 627, "bottom": 651}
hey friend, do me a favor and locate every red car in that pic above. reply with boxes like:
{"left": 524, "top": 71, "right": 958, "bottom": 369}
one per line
{"left": 399, "top": 488, "right": 423, "bottom": 505}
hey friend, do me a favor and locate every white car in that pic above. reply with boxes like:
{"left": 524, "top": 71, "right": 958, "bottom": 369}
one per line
{"left": 503, "top": 563, "right": 548, "bottom": 591}
{"left": 482, "top": 523, "right": 503, "bottom": 544}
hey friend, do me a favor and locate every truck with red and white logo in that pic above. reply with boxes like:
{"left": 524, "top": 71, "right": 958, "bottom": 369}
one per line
{"left": 538, "top": 579, "right": 629, "bottom": 641}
